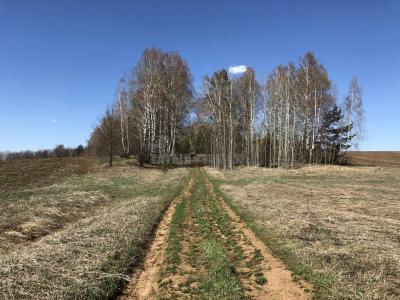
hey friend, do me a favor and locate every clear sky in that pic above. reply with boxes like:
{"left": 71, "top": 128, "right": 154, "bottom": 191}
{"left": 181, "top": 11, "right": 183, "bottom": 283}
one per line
{"left": 1, "top": 0, "right": 399, "bottom": 151}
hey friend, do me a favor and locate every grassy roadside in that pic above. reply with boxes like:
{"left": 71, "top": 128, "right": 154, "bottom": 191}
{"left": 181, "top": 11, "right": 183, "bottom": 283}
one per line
{"left": 0, "top": 163, "right": 189, "bottom": 299}
{"left": 94, "top": 171, "right": 191, "bottom": 299}
{"left": 206, "top": 171, "right": 331, "bottom": 300}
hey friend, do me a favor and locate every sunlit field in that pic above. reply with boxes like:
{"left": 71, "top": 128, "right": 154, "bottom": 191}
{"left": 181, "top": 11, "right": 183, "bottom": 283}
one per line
{"left": 208, "top": 165, "right": 400, "bottom": 299}
{"left": 0, "top": 158, "right": 188, "bottom": 298}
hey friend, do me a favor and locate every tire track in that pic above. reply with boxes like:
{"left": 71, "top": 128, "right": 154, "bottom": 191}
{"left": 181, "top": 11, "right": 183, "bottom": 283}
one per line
{"left": 203, "top": 169, "right": 312, "bottom": 299}
{"left": 120, "top": 168, "right": 312, "bottom": 299}
{"left": 118, "top": 177, "right": 193, "bottom": 300}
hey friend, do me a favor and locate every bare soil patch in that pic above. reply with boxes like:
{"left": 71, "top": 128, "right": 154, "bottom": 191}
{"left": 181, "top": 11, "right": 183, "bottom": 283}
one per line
{"left": 0, "top": 157, "right": 97, "bottom": 192}
{"left": 346, "top": 151, "right": 400, "bottom": 167}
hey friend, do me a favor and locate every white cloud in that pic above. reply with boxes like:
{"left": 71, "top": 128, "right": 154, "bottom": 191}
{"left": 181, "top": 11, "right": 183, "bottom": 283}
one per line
{"left": 51, "top": 119, "right": 58, "bottom": 123}
{"left": 228, "top": 65, "right": 247, "bottom": 75}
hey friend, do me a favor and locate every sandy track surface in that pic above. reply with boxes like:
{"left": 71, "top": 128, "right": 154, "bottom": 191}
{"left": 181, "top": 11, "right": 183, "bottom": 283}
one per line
{"left": 119, "top": 169, "right": 311, "bottom": 299}
{"left": 118, "top": 177, "right": 194, "bottom": 299}
{"left": 205, "top": 177, "right": 311, "bottom": 300}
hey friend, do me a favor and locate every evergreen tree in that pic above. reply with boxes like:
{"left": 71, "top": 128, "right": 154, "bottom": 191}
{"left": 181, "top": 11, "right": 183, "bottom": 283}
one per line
{"left": 318, "top": 105, "right": 354, "bottom": 164}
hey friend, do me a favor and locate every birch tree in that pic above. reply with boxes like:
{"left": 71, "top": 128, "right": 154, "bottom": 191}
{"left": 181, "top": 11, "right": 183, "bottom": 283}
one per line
{"left": 343, "top": 77, "right": 365, "bottom": 149}
{"left": 130, "top": 48, "right": 192, "bottom": 163}
{"left": 234, "top": 68, "right": 260, "bottom": 166}
{"left": 88, "top": 48, "right": 364, "bottom": 169}
{"left": 295, "top": 52, "right": 334, "bottom": 164}
{"left": 114, "top": 77, "right": 133, "bottom": 157}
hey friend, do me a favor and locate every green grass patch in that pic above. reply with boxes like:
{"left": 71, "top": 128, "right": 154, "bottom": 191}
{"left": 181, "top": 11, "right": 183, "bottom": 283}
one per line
{"left": 188, "top": 169, "right": 243, "bottom": 299}
{"left": 199, "top": 238, "right": 243, "bottom": 299}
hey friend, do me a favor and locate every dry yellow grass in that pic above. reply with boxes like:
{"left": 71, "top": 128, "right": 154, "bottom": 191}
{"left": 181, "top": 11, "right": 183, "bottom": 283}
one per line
{"left": 207, "top": 165, "right": 400, "bottom": 299}
{"left": 0, "top": 160, "right": 188, "bottom": 299}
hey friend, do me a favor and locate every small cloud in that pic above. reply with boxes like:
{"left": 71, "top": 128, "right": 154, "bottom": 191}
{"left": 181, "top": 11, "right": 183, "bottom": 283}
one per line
{"left": 51, "top": 119, "right": 58, "bottom": 123}
{"left": 228, "top": 65, "right": 247, "bottom": 75}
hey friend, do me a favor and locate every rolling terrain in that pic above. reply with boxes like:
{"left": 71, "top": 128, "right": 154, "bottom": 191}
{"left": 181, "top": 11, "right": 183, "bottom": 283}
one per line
{"left": 1, "top": 154, "right": 399, "bottom": 299}
{"left": 0, "top": 158, "right": 188, "bottom": 298}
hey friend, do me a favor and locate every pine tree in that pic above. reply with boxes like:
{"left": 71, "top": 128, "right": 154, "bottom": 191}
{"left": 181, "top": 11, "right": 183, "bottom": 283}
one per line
{"left": 318, "top": 105, "right": 354, "bottom": 164}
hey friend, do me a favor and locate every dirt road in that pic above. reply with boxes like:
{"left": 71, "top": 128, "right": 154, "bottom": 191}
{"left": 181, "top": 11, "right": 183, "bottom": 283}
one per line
{"left": 119, "top": 168, "right": 311, "bottom": 299}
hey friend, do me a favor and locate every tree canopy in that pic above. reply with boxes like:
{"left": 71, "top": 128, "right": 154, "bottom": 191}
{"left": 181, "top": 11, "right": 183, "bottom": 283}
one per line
{"left": 88, "top": 49, "right": 364, "bottom": 169}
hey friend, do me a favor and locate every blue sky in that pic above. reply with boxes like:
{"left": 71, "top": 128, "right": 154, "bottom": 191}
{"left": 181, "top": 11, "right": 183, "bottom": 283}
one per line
{"left": 0, "top": 0, "right": 399, "bottom": 151}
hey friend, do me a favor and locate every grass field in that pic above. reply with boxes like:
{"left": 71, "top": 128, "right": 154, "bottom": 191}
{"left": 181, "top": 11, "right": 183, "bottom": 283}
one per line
{"left": 1, "top": 154, "right": 399, "bottom": 299}
{"left": 0, "top": 158, "right": 188, "bottom": 299}
{"left": 207, "top": 165, "right": 400, "bottom": 299}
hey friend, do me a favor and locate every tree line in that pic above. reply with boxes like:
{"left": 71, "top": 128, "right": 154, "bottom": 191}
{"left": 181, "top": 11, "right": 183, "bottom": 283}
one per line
{"left": 1, "top": 144, "right": 85, "bottom": 161}
{"left": 89, "top": 48, "right": 364, "bottom": 169}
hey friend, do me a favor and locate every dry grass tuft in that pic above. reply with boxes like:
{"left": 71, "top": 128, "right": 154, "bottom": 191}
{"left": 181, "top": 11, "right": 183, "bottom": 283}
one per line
{"left": 0, "top": 190, "right": 108, "bottom": 253}
{"left": 0, "top": 196, "right": 160, "bottom": 299}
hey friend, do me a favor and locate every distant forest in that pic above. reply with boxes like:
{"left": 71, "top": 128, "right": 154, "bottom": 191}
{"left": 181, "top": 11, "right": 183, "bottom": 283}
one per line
{"left": 2, "top": 49, "right": 365, "bottom": 169}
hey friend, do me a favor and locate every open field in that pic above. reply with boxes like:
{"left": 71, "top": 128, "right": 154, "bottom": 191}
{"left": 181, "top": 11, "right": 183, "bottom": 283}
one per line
{"left": 0, "top": 157, "right": 98, "bottom": 193}
{"left": 2, "top": 1, "right": 398, "bottom": 299}
{"left": 1, "top": 160, "right": 311, "bottom": 299}
{"left": 207, "top": 165, "right": 400, "bottom": 299}
{"left": 346, "top": 151, "right": 400, "bottom": 167}
{"left": 0, "top": 158, "right": 188, "bottom": 299}
{"left": 1, "top": 156, "right": 399, "bottom": 299}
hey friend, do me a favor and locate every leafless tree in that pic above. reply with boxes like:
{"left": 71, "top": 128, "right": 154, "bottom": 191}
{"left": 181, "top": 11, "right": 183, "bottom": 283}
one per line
{"left": 343, "top": 77, "right": 365, "bottom": 149}
{"left": 87, "top": 48, "right": 363, "bottom": 169}
{"left": 114, "top": 77, "right": 132, "bottom": 157}
{"left": 93, "top": 106, "right": 118, "bottom": 166}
